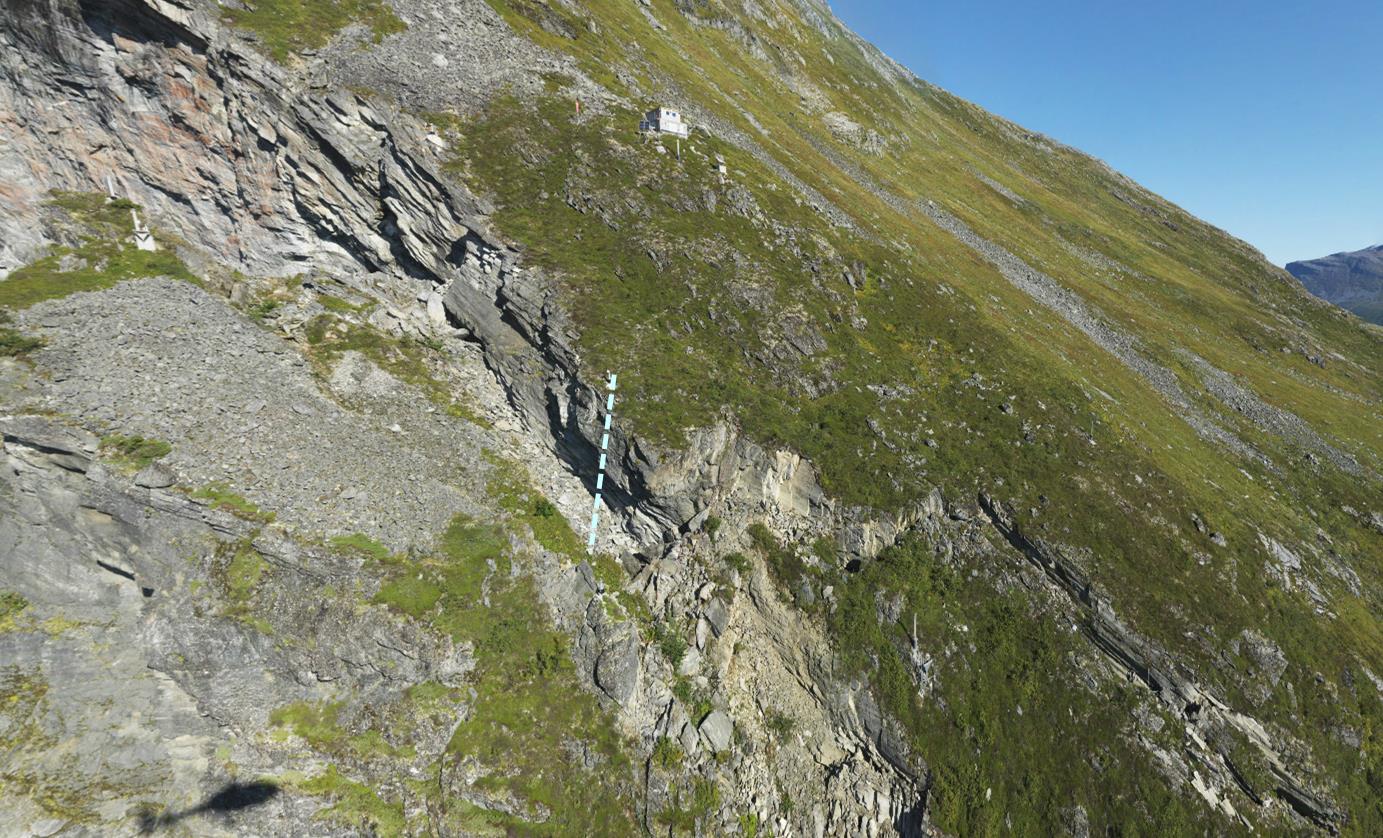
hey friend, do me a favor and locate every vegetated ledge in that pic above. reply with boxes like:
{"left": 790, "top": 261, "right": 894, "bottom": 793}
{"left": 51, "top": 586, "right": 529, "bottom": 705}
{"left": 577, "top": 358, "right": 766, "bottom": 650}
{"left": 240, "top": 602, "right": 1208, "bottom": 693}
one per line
{"left": 979, "top": 492, "right": 1342, "bottom": 833}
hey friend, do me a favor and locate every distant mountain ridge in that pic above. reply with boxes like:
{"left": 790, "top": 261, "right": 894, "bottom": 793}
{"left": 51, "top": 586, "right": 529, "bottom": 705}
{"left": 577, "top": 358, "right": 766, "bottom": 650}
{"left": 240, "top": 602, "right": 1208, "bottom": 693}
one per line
{"left": 1286, "top": 244, "right": 1383, "bottom": 324}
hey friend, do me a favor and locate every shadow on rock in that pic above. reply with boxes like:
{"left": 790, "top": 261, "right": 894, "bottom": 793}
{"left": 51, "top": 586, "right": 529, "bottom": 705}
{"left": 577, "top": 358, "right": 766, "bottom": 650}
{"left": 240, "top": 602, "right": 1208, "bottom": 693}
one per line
{"left": 137, "top": 781, "right": 280, "bottom": 832}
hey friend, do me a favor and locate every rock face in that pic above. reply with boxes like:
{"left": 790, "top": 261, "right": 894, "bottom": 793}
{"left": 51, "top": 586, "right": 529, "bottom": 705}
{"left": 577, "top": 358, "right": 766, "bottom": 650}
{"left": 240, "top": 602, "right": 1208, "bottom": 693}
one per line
{"left": 0, "top": 406, "right": 473, "bottom": 834}
{"left": 0, "top": 3, "right": 933, "bottom": 834}
{"left": 1286, "top": 244, "right": 1383, "bottom": 324}
{"left": 982, "top": 493, "right": 1342, "bottom": 832}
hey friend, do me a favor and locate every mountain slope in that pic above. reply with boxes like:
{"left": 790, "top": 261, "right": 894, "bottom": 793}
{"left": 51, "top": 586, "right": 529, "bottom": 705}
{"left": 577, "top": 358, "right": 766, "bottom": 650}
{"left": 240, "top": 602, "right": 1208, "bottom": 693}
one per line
{"left": 0, "top": 0, "right": 1379, "bottom": 836}
{"left": 1287, "top": 245, "right": 1383, "bottom": 325}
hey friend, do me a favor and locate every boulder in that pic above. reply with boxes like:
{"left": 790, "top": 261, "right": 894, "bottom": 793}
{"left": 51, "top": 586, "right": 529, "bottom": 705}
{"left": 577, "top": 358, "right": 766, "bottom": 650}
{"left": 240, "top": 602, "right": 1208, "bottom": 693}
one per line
{"left": 594, "top": 631, "right": 640, "bottom": 706}
{"left": 677, "top": 647, "right": 701, "bottom": 677}
{"left": 704, "top": 597, "right": 729, "bottom": 637}
{"left": 699, "top": 709, "right": 732, "bottom": 752}
{"left": 425, "top": 291, "right": 447, "bottom": 325}
{"left": 28, "top": 818, "right": 67, "bottom": 838}
{"left": 662, "top": 700, "right": 688, "bottom": 740}
{"left": 134, "top": 462, "right": 176, "bottom": 489}
{"left": 679, "top": 720, "right": 699, "bottom": 756}
{"left": 1238, "top": 629, "right": 1287, "bottom": 688}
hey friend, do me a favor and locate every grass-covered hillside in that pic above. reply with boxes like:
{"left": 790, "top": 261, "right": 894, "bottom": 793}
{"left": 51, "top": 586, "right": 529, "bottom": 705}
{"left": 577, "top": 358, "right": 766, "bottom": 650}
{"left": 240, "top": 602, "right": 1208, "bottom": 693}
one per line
{"left": 227, "top": 0, "right": 1381, "bottom": 833}
{"left": 435, "top": 0, "right": 1380, "bottom": 831}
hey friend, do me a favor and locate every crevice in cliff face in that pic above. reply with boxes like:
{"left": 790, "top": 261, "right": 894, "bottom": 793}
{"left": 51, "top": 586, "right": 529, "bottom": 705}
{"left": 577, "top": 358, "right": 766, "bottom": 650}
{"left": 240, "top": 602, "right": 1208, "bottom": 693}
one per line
{"left": 547, "top": 385, "right": 657, "bottom": 539}
{"left": 145, "top": 180, "right": 202, "bottom": 215}
{"left": 377, "top": 201, "right": 438, "bottom": 284}
{"left": 1272, "top": 773, "right": 1340, "bottom": 834}
{"left": 378, "top": 141, "right": 460, "bottom": 284}
{"left": 982, "top": 491, "right": 1192, "bottom": 705}
{"left": 894, "top": 794, "right": 927, "bottom": 838}
{"left": 79, "top": 0, "right": 208, "bottom": 51}
{"left": 442, "top": 231, "right": 489, "bottom": 272}
{"left": 1221, "top": 751, "right": 1265, "bottom": 806}
{"left": 95, "top": 558, "right": 137, "bottom": 584}
{"left": 284, "top": 183, "right": 371, "bottom": 268}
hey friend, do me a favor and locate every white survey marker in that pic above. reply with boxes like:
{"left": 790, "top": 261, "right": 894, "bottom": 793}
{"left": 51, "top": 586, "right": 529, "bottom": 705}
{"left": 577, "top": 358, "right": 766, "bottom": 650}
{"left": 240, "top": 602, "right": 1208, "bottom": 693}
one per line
{"left": 587, "top": 372, "right": 618, "bottom": 551}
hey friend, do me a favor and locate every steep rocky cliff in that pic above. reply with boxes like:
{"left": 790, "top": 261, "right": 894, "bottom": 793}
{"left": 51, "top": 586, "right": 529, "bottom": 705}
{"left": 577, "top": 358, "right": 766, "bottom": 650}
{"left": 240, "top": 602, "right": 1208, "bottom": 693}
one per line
{"left": 1, "top": 1, "right": 1379, "bottom": 836}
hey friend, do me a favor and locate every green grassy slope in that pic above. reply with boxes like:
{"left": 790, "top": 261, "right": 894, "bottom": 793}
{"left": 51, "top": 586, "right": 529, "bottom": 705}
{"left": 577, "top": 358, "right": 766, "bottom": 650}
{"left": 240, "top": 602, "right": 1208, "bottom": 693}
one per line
{"left": 233, "top": 0, "right": 1383, "bottom": 832}
{"left": 438, "top": 1, "right": 1383, "bottom": 832}
{"left": 219, "top": 0, "right": 404, "bottom": 61}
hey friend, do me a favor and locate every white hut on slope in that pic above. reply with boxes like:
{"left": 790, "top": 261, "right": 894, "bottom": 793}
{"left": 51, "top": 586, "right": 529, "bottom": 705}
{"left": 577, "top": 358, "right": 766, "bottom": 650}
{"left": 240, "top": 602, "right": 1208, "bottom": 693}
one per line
{"left": 639, "top": 106, "right": 689, "bottom": 138}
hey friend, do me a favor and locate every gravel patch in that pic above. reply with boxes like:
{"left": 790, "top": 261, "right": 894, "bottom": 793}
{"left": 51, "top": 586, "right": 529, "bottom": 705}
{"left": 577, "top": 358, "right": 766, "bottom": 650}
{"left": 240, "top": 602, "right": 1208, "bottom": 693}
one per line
{"left": 17, "top": 276, "right": 492, "bottom": 549}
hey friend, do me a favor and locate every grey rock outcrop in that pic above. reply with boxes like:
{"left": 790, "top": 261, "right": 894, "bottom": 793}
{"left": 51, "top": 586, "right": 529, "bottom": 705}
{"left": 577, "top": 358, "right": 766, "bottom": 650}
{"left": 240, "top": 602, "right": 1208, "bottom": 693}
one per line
{"left": 703, "top": 596, "right": 729, "bottom": 637}
{"left": 698, "top": 709, "right": 733, "bottom": 752}
{"left": 595, "top": 630, "right": 642, "bottom": 706}
{"left": 0, "top": 407, "right": 474, "bottom": 834}
{"left": 133, "top": 461, "right": 176, "bottom": 488}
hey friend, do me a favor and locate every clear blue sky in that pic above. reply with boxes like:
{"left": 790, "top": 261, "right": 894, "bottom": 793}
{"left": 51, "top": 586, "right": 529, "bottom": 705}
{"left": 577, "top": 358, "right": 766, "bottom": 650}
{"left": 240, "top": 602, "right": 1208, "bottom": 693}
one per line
{"left": 831, "top": 0, "right": 1382, "bottom": 265}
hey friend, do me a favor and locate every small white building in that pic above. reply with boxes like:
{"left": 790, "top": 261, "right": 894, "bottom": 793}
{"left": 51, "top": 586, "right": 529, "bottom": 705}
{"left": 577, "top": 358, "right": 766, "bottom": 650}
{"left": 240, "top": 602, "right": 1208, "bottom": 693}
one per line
{"left": 640, "top": 106, "right": 689, "bottom": 138}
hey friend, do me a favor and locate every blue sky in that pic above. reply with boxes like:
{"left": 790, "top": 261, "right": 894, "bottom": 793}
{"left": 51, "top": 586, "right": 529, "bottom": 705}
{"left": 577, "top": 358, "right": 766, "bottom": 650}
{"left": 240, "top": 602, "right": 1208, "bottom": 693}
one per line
{"left": 831, "top": 0, "right": 1382, "bottom": 265}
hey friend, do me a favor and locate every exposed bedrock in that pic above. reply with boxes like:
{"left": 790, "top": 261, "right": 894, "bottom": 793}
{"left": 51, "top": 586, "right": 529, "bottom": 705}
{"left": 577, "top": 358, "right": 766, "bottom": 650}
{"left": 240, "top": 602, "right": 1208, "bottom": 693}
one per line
{"left": 0, "top": 0, "right": 936, "bottom": 832}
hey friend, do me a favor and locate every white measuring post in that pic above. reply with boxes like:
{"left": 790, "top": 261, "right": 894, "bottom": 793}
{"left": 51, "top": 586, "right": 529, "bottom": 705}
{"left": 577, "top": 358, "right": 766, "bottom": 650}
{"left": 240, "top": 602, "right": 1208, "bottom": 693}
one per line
{"left": 587, "top": 371, "right": 618, "bottom": 552}
{"left": 130, "top": 208, "right": 157, "bottom": 252}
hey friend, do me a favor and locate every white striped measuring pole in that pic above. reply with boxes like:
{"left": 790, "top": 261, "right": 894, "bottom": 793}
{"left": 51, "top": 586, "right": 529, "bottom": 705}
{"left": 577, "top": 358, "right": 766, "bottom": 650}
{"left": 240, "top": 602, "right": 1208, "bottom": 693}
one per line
{"left": 587, "top": 371, "right": 618, "bottom": 552}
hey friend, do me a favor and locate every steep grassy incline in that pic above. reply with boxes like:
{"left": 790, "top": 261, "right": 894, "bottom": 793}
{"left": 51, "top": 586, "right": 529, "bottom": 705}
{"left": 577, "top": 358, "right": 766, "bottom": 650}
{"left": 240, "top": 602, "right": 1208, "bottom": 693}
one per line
{"left": 419, "top": 0, "right": 1383, "bottom": 833}
{"left": 206, "top": 0, "right": 1383, "bottom": 832}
